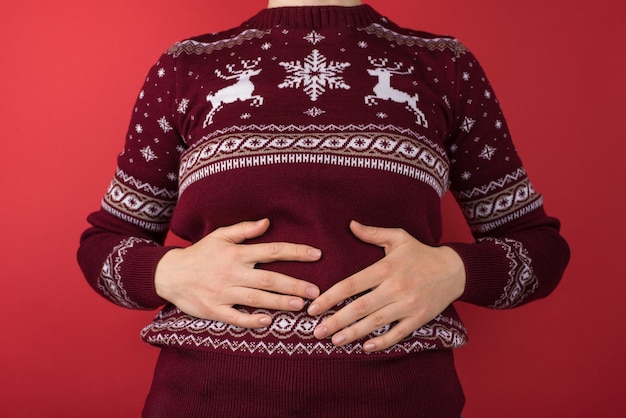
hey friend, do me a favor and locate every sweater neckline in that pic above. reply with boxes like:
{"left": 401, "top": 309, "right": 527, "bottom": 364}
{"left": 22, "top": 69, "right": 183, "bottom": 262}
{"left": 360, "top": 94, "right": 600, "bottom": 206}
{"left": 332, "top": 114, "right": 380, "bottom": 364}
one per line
{"left": 244, "top": 4, "right": 382, "bottom": 29}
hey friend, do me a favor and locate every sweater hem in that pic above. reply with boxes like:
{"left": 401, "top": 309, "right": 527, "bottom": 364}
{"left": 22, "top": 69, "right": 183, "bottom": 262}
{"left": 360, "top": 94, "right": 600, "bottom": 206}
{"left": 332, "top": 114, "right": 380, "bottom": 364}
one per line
{"left": 143, "top": 346, "right": 465, "bottom": 418}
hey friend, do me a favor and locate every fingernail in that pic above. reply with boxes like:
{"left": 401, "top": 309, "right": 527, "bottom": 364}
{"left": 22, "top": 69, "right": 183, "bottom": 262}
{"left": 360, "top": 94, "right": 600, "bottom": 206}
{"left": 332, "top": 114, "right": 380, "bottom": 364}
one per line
{"left": 308, "top": 303, "right": 320, "bottom": 315}
{"left": 289, "top": 299, "right": 303, "bottom": 309}
{"left": 333, "top": 333, "right": 346, "bottom": 345}
{"left": 259, "top": 316, "right": 272, "bottom": 326}
{"left": 305, "top": 287, "right": 319, "bottom": 299}
{"left": 308, "top": 248, "right": 322, "bottom": 258}
{"left": 314, "top": 325, "right": 328, "bottom": 339}
{"left": 363, "top": 342, "right": 376, "bottom": 352}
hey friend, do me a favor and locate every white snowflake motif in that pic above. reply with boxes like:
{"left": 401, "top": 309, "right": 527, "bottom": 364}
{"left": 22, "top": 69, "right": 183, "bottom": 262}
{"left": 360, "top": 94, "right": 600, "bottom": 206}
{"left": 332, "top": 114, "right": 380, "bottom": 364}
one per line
{"left": 176, "top": 145, "right": 186, "bottom": 154}
{"left": 158, "top": 116, "right": 173, "bottom": 133}
{"left": 479, "top": 144, "right": 497, "bottom": 160}
{"left": 135, "top": 124, "right": 143, "bottom": 134}
{"left": 139, "top": 90, "right": 145, "bottom": 99}
{"left": 278, "top": 49, "right": 351, "bottom": 101}
{"left": 495, "top": 120, "right": 503, "bottom": 129}
{"left": 240, "top": 113, "right": 252, "bottom": 120}
{"left": 304, "top": 107, "right": 325, "bottom": 117}
{"left": 177, "top": 98, "right": 190, "bottom": 114}
{"left": 140, "top": 146, "right": 158, "bottom": 162}
{"left": 304, "top": 31, "right": 325, "bottom": 45}
{"left": 443, "top": 95, "right": 451, "bottom": 109}
{"left": 376, "top": 112, "right": 388, "bottom": 119}
{"left": 358, "top": 41, "right": 368, "bottom": 48}
{"left": 484, "top": 90, "right": 492, "bottom": 99}
{"left": 462, "top": 72, "right": 470, "bottom": 81}
{"left": 461, "top": 171, "right": 472, "bottom": 180}
{"left": 261, "top": 42, "right": 272, "bottom": 50}
{"left": 157, "top": 68, "right": 166, "bottom": 78}
{"left": 460, "top": 116, "right": 475, "bottom": 133}
{"left": 167, "top": 172, "right": 177, "bottom": 182}
{"left": 449, "top": 144, "right": 458, "bottom": 153}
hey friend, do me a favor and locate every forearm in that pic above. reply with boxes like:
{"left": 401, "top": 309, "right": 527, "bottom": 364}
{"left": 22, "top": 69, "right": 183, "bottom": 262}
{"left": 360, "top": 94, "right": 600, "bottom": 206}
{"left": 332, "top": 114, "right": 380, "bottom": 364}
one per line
{"left": 77, "top": 215, "right": 174, "bottom": 310}
{"left": 444, "top": 212, "right": 569, "bottom": 309}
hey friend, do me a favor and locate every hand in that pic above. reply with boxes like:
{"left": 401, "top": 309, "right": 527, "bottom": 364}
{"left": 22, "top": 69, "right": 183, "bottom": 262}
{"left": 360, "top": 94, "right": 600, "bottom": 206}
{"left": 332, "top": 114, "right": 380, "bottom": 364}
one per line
{"left": 307, "top": 221, "right": 466, "bottom": 352}
{"left": 154, "top": 219, "right": 321, "bottom": 328}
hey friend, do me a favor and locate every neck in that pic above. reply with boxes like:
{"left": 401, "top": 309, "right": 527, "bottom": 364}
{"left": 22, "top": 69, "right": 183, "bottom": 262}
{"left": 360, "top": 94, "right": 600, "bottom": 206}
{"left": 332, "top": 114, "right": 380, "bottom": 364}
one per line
{"left": 267, "top": 0, "right": 362, "bottom": 7}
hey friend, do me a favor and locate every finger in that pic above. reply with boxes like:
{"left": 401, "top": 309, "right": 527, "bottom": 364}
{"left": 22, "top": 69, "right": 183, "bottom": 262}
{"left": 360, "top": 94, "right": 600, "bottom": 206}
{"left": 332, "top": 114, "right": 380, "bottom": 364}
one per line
{"left": 244, "top": 268, "right": 320, "bottom": 299}
{"left": 224, "top": 285, "right": 311, "bottom": 312}
{"left": 327, "top": 302, "right": 403, "bottom": 347}
{"left": 212, "top": 219, "right": 271, "bottom": 244}
{"left": 244, "top": 241, "right": 323, "bottom": 265}
{"left": 349, "top": 220, "right": 404, "bottom": 252}
{"left": 307, "top": 263, "right": 382, "bottom": 316}
{"left": 214, "top": 306, "right": 274, "bottom": 329}
{"left": 312, "top": 290, "right": 386, "bottom": 339}
{"left": 360, "top": 318, "right": 422, "bottom": 352}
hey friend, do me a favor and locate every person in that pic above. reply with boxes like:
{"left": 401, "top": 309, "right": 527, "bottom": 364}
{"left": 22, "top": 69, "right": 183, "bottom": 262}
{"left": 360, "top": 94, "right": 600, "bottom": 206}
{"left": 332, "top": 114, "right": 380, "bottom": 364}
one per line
{"left": 77, "top": 0, "right": 570, "bottom": 416}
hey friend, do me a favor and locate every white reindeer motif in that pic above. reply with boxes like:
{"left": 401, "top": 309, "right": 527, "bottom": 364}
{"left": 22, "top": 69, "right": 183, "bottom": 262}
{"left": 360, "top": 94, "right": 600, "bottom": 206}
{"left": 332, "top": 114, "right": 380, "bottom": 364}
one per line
{"left": 365, "top": 57, "right": 428, "bottom": 128}
{"left": 203, "top": 59, "right": 263, "bottom": 127}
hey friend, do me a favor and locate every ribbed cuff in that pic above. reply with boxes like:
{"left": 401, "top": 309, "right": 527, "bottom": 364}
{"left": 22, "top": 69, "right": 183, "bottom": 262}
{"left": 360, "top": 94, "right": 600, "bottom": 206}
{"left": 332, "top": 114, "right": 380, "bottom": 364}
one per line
{"left": 442, "top": 241, "right": 509, "bottom": 307}
{"left": 120, "top": 245, "right": 179, "bottom": 309}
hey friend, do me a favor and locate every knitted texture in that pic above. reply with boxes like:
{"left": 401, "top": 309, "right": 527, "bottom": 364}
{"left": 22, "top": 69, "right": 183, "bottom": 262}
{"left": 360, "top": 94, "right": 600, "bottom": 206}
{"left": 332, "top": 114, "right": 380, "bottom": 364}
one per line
{"left": 77, "top": 5, "right": 569, "bottom": 416}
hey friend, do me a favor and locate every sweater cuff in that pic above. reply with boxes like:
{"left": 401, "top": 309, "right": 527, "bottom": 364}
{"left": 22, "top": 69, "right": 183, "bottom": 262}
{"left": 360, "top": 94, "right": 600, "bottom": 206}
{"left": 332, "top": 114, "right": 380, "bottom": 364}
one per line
{"left": 119, "top": 245, "right": 178, "bottom": 309}
{"left": 442, "top": 241, "right": 509, "bottom": 307}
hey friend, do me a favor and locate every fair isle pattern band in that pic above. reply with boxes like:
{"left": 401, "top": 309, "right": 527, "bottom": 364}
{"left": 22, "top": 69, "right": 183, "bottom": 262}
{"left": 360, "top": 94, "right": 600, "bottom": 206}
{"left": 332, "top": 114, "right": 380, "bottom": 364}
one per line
{"left": 102, "top": 177, "right": 176, "bottom": 232}
{"left": 458, "top": 177, "right": 543, "bottom": 233}
{"left": 141, "top": 305, "right": 467, "bottom": 356}
{"left": 360, "top": 23, "right": 467, "bottom": 58}
{"left": 480, "top": 237, "right": 538, "bottom": 309}
{"left": 198, "top": 124, "right": 449, "bottom": 157}
{"left": 98, "top": 237, "right": 157, "bottom": 309}
{"left": 166, "top": 29, "right": 270, "bottom": 58}
{"left": 454, "top": 167, "right": 527, "bottom": 200}
{"left": 115, "top": 168, "right": 178, "bottom": 200}
{"left": 179, "top": 131, "right": 450, "bottom": 197}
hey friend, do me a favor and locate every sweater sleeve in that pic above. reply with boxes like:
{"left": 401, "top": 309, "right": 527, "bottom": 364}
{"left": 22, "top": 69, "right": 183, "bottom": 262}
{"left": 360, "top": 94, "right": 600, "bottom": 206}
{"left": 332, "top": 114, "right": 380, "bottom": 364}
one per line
{"left": 77, "top": 50, "right": 186, "bottom": 310}
{"left": 442, "top": 45, "right": 570, "bottom": 309}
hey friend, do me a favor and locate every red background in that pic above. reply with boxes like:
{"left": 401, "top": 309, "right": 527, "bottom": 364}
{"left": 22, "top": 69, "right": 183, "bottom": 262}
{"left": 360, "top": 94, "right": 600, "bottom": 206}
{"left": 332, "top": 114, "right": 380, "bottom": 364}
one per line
{"left": 1, "top": 0, "right": 624, "bottom": 416}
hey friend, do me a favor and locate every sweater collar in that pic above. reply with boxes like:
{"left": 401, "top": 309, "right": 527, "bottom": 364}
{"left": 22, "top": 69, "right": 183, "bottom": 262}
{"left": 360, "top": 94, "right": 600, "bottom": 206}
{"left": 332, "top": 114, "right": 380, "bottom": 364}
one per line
{"left": 244, "top": 4, "right": 382, "bottom": 29}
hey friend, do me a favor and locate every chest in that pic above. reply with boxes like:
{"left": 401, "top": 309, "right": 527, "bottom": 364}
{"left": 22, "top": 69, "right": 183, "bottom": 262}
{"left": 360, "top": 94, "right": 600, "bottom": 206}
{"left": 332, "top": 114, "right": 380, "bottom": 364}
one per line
{"left": 173, "top": 33, "right": 456, "bottom": 148}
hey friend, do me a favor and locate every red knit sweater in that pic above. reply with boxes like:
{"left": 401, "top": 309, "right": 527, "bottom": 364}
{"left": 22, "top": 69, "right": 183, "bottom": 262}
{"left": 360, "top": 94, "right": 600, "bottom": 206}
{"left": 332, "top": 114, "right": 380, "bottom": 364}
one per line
{"left": 78, "top": 5, "right": 569, "bottom": 417}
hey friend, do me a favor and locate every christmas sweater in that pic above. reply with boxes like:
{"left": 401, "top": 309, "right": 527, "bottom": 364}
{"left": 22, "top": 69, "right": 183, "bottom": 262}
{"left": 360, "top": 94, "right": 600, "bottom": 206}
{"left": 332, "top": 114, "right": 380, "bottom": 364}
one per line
{"left": 78, "top": 5, "right": 569, "bottom": 415}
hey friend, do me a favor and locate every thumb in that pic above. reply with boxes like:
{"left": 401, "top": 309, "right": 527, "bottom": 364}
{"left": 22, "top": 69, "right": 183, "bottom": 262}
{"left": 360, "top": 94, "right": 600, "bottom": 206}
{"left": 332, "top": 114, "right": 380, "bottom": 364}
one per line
{"left": 349, "top": 220, "right": 401, "bottom": 251}
{"left": 213, "top": 218, "right": 270, "bottom": 244}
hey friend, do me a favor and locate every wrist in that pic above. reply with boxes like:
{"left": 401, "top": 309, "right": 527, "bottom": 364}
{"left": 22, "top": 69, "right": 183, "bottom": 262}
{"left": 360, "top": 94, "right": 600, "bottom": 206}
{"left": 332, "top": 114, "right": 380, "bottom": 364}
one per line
{"left": 439, "top": 246, "right": 467, "bottom": 300}
{"left": 154, "top": 248, "right": 185, "bottom": 301}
